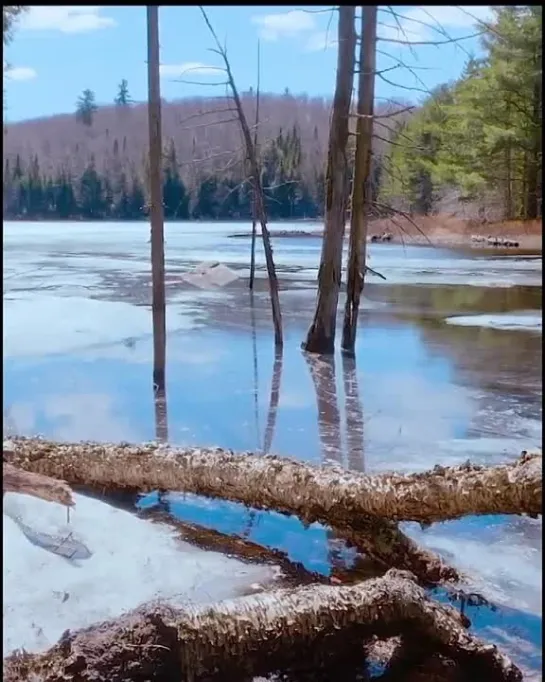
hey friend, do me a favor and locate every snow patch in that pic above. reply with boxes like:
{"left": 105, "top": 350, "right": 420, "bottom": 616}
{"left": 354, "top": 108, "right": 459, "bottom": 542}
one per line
{"left": 445, "top": 312, "right": 542, "bottom": 332}
{"left": 3, "top": 492, "right": 279, "bottom": 655}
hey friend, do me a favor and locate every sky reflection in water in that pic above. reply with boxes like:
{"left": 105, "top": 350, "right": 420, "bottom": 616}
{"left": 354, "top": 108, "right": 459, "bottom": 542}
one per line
{"left": 3, "top": 221, "right": 542, "bottom": 675}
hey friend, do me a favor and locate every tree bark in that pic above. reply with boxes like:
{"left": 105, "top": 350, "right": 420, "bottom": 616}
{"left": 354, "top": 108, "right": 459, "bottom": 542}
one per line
{"left": 249, "top": 40, "right": 260, "bottom": 291}
{"left": 6, "top": 438, "right": 540, "bottom": 525}
{"left": 146, "top": 5, "right": 167, "bottom": 391}
{"left": 3, "top": 462, "right": 74, "bottom": 507}
{"left": 302, "top": 6, "right": 356, "bottom": 355}
{"left": 341, "top": 5, "right": 377, "bottom": 354}
{"left": 6, "top": 439, "right": 541, "bottom": 585}
{"left": 3, "top": 570, "right": 522, "bottom": 682}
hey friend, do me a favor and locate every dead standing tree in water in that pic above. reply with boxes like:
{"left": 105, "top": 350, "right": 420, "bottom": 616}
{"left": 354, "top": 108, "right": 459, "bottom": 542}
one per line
{"left": 342, "top": 6, "right": 377, "bottom": 354}
{"left": 302, "top": 6, "right": 356, "bottom": 354}
{"left": 199, "top": 7, "right": 283, "bottom": 348}
{"left": 146, "top": 6, "right": 167, "bottom": 392}
{"left": 248, "top": 40, "right": 261, "bottom": 291}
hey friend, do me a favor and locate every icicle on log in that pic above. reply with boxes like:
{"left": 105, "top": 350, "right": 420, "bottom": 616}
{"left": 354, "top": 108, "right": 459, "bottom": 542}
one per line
{"left": 3, "top": 462, "right": 74, "bottom": 507}
{"left": 5, "top": 438, "right": 540, "bottom": 524}
{"left": 3, "top": 570, "right": 522, "bottom": 682}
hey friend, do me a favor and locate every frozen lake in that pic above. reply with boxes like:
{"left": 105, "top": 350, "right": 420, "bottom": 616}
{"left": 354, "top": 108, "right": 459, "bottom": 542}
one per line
{"left": 3, "top": 220, "right": 542, "bottom": 675}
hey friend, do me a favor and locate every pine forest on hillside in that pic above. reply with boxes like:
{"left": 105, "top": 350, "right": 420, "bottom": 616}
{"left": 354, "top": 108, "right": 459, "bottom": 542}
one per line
{"left": 3, "top": 6, "right": 542, "bottom": 223}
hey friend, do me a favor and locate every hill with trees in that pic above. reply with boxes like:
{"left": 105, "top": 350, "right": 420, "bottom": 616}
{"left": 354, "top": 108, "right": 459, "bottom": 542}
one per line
{"left": 381, "top": 6, "right": 542, "bottom": 222}
{"left": 3, "top": 6, "right": 541, "bottom": 224}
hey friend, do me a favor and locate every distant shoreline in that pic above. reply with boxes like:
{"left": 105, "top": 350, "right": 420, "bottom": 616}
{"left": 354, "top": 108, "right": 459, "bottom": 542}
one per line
{"left": 4, "top": 215, "right": 542, "bottom": 251}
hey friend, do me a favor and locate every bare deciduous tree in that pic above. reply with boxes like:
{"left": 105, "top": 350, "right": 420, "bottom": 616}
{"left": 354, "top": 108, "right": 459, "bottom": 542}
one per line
{"left": 342, "top": 6, "right": 378, "bottom": 354}
{"left": 249, "top": 40, "right": 260, "bottom": 291}
{"left": 302, "top": 6, "right": 356, "bottom": 355}
{"left": 146, "top": 6, "right": 167, "bottom": 392}
{"left": 199, "top": 7, "right": 283, "bottom": 348}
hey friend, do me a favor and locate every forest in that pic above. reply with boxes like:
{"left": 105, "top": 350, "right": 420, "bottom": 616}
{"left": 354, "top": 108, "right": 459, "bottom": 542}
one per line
{"left": 3, "top": 6, "right": 542, "bottom": 223}
{"left": 3, "top": 6, "right": 543, "bottom": 682}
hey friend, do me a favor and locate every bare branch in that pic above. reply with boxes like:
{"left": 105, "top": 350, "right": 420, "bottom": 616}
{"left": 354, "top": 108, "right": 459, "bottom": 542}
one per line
{"left": 198, "top": 5, "right": 283, "bottom": 348}
{"left": 378, "top": 30, "right": 484, "bottom": 46}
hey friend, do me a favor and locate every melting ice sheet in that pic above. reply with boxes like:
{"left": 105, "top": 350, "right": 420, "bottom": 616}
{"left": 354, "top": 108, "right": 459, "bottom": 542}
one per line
{"left": 3, "top": 492, "right": 279, "bottom": 655}
{"left": 404, "top": 514, "right": 542, "bottom": 616}
{"left": 3, "top": 293, "right": 197, "bottom": 359}
{"left": 445, "top": 312, "right": 542, "bottom": 333}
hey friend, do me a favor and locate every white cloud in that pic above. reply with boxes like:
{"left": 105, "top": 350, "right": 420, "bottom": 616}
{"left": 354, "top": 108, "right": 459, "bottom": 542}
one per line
{"left": 251, "top": 10, "right": 316, "bottom": 42}
{"left": 159, "top": 62, "right": 224, "bottom": 79}
{"left": 378, "top": 6, "right": 493, "bottom": 44}
{"left": 305, "top": 30, "right": 338, "bottom": 53}
{"left": 5, "top": 66, "right": 37, "bottom": 81}
{"left": 21, "top": 6, "right": 116, "bottom": 33}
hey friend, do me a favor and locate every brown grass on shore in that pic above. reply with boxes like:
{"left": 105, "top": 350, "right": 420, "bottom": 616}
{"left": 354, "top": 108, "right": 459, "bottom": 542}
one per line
{"left": 368, "top": 215, "right": 542, "bottom": 249}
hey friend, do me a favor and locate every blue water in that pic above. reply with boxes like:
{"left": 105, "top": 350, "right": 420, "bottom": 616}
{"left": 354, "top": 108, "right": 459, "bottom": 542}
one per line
{"left": 3, "top": 220, "right": 542, "bottom": 676}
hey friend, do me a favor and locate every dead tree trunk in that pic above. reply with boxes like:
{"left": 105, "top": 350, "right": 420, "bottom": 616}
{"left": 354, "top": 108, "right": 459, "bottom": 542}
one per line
{"left": 146, "top": 6, "right": 167, "bottom": 391}
{"left": 3, "top": 570, "right": 522, "bottom": 682}
{"left": 199, "top": 8, "right": 283, "bottom": 348}
{"left": 6, "top": 439, "right": 540, "bottom": 526}
{"left": 8, "top": 438, "right": 540, "bottom": 525}
{"left": 249, "top": 40, "right": 260, "bottom": 291}
{"left": 302, "top": 6, "right": 356, "bottom": 355}
{"left": 6, "top": 439, "right": 542, "bottom": 584}
{"left": 341, "top": 5, "right": 377, "bottom": 355}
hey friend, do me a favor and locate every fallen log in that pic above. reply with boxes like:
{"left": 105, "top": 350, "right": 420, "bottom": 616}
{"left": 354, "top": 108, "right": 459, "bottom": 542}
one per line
{"left": 3, "top": 569, "right": 521, "bottom": 682}
{"left": 3, "top": 462, "right": 74, "bottom": 507}
{"left": 4, "top": 438, "right": 465, "bottom": 585}
{"left": 6, "top": 439, "right": 540, "bottom": 524}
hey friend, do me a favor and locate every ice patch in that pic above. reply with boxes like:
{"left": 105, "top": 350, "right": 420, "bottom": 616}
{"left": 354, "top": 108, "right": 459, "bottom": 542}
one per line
{"left": 445, "top": 312, "right": 542, "bottom": 333}
{"left": 3, "top": 293, "right": 197, "bottom": 358}
{"left": 405, "top": 519, "right": 542, "bottom": 617}
{"left": 3, "top": 492, "right": 279, "bottom": 655}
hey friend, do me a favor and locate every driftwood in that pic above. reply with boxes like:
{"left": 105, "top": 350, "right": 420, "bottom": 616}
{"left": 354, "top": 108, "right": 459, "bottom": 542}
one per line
{"left": 3, "top": 569, "right": 522, "bottom": 682}
{"left": 5, "top": 439, "right": 541, "bottom": 585}
{"left": 3, "top": 462, "right": 74, "bottom": 507}
{"left": 6, "top": 438, "right": 541, "bottom": 524}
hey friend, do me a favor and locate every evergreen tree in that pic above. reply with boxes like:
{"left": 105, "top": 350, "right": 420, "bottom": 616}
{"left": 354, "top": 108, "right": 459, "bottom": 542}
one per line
{"left": 381, "top": 6, "right": 542, "bottom": 220}
{"left": 114, "top": 79, "right": 132, "bottom": 107}
{"left": 75, "top": 89, "right": 98, "bottom": 127}
{"left": 162, "top": 140, "right": 189, "bottom": 219}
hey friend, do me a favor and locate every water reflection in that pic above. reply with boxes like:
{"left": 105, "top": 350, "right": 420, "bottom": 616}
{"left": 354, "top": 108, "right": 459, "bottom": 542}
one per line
{"left": 263, "top": 350, "right": 283, "bottom": 454}
{"left": 153, "top": 385, "right": 168, "bottom": 443}
{"left": 342, "top": 355, "right": 365, "bottom": 472}
{"left": 250, "top": 292, "right": 261, "bottom": 450}
{"left": 304, "top": 353, "right": 343, "bottom": 464}
{"left": 303, "top": 352, "right": 367, "bottom": 572}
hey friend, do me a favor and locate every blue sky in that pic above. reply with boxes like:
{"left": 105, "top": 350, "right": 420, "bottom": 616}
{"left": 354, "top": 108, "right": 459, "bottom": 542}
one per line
{"left": 5, "top": 5, "right": 493, "bottom": 122}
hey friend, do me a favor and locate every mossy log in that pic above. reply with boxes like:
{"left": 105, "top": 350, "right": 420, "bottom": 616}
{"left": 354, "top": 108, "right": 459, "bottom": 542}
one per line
{"left": 3, "top": 462, "right": 74, "bottom": 507}
{"left": 3, "top": 570, "right": 522, "bottom": 682}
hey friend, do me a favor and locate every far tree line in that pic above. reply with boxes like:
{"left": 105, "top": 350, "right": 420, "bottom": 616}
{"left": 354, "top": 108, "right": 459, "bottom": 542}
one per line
{"left": 3, "top": 7, "right": 541, "bottom": 223}
{"left": 3, "top": 128, "right": 327, "bottom": 221}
